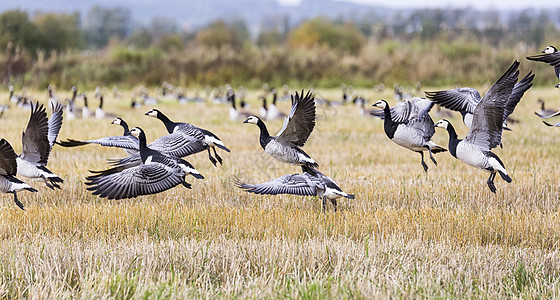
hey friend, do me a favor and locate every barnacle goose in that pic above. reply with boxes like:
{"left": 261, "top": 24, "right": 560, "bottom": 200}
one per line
{"left": 371, "top": 97, "right": 446, "bottom": 172}
{"left": 47, "top": 84, "right": 61, "bottom": 108}
{"left": 234, "top": 165, "right": 354, "bottom": 213}
{"left": 9, "top": 85, "right": 19, "bottom": 104}
{"left": 526, "top": 46, "right": 560, "bottom": 88}
{"left": 81, "top": 93, "right": 90, "bottom": 119}
{"left": 16, "top": 101, "right": 64, "bottom": 189}
{"left": 145, "top": 108, "right": 230, "bottom": 166}
{"left": 85, "top": 127, "right": 203, "bottom": 200}
{"left": 0, "top": 139, "right": 37, "bottom": 210}
{"left": 425, "top": 70, "right": 534, "bottom": 130}
{"left": 433, "top": 61, "right": 522, "bottom": 193}
{"left": 243, "top": 90, "right": 318, "bottom": 169}
{"left": 266, "top": 88, "right": 287, "bottom": 121}
{"left": 228, "top": 89, "right": 251, "bottom": 121}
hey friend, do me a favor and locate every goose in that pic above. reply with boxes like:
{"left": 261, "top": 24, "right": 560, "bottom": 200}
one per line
{"left": 9, "top": 85, "right": 19, "bottom": 104}
{"left": 526, "top": 45, "right": 560, "bottom": 88}
{"left": 95, "top": 94, "right": 115, "bottom": 119}
{"left": 234, "top": 165, "right": 354, "bottom": 213}
{"left": 15, "top": 101, "right": 64, "bottom": 189}
{"left": 0, "top": 105, "right": 8, "bottom": 118}
{"left": 0, "top": 138, "right": 38, "bottom": 210}
{"left": 259, "top": 95, "right": 268, "bottom": 119}
{"left": 243, "top": 90, "right": 318, "bottom": 169}
{"left": 228, "top": 89, "right": 251, "bottom": 121}
{"left": 371, "top": 98, "right": 446, "bottom": 172}
{"left": 56, "top": 117, "right": 140, "bottom": 155}
{"left": 433, "top": 60, "right": 522, "bottom": 193}
{"left": 266, "top": 88, "right": 287, "bottom": 121}
{"left": 425, "top": 70, "right": 534, "bottom": 130}
{"left": 534, "top": 98, "right": 560, "bottom": 118}
{"left": 47, "top": 84, "right": 60, "bottom": 108}
{"left": 81, "top": 93, "right": 90, "bottom": 119}
{"left": 356, "top": 97, "right": 376, "bottom": 117}
{"left": 85, "top": 127, "right": 203, "bottom": 200}
{"left": 145, "top": 108, "right": 230, "bottom": 166}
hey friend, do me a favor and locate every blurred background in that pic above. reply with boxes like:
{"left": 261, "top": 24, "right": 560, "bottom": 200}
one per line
{"left": 1, "top": 0, "right": 559, "bottom": 89}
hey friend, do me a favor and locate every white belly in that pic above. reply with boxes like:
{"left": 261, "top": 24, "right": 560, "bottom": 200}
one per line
{"left": 456, "top": 142, "right": 487, "bottom": 170}
{"left": 392, "top": 126, "right": 426, "bottom": 151}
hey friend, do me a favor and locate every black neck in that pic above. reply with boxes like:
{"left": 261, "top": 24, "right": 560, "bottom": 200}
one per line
{"left": 83, "top": 96, "right": 88, "bottom": 108}
{"left": 99, "top": 96, "right": 103, "bottom": 109}
{"left": 72, "top": 90, "right": 77, "bottom": 100}
{"left": 157, "top": 113, "right": 177, "bottom": 133}
{"left": 382, "top": 105, "right": 398, "bottom": 139}
{"left": 230, "top": 94, "right": 236, "bottom": 109}
{"left": 256, "top": 119, "right": 272, "bottom": 149}
{"left": 272, "top": 92, "right": 277, "bottom": 105}
{"left": 137, "top": 131, "right": 160, "bottom": 162}
{"left": 9, "top": 90, "right": 13, "bottom": 98}
{"left": 444, "top": 123, "right": 461, "bottom": 158}
{"left": 120, "top": 120, "right": 130, "bottom": 135}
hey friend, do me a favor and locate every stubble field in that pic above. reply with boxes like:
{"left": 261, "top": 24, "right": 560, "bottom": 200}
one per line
{"left": 0, "top": 86, "right": 560, "bottom": 298}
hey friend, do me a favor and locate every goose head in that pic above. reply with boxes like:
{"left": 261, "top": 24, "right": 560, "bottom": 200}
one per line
{"left": 434, "top": 119, "right": 450, "bottom": 129}
{"left": 9, "top": 85, "right": 14, "bottom": 92}
{"left": 129, "top": 127, "right": 143, "bottom": 138}
{"left": 111, "top": 117, "right": 123, "bottom": 125}
{"left": 145, "top": 108, "right": 160, "bottom": 118}
{"left": 243, "top": 115, "right": 260, "bottom": 125}
{"left": 372, "top": 99, "right": 388, "bottom": 109}
{"left": 542, "top": 46, "right": 557, "bottom": 54}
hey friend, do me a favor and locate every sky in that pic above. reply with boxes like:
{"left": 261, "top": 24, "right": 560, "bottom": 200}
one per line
{"left": 279, "top": 0, "right": 553, "bottom": 10}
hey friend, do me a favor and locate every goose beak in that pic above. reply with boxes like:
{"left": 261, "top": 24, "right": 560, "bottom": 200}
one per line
{"left": 243, "top": 119, "right": 249, "bottom": 123}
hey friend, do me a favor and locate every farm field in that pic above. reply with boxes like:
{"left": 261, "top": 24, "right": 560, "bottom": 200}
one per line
{"left": 1, "top": 86, "right": 560, "bottom": 298}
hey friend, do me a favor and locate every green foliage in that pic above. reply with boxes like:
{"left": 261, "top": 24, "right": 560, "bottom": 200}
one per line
{"left": 195, "top": 19, "right": 249, "bottom": 50}
{"left": 84, "top": 6, "right": 131, "bottom": 49}
{"left": 33, "top": 12, "right": 83, "bottom": 52}
{"left": 0, "top": 10, "right": 43, "bottom": 54}
{"left": 289, "top": 17, "right": 365, "bottom": 55}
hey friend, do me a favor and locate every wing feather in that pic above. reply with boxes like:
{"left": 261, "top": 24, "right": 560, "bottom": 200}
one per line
{"left": 276, "top": 90, "right": 316, "bottom": 147}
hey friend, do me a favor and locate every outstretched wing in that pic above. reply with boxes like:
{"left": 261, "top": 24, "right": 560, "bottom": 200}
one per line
{"left": 233, "top": 173, "right": 319, "bottom": 197}
{"left": 503, "top": 71, "right": 534, "bottom": 123}
{"left": 47, "top": 102, "right": 64, "bottom": 148}
{"left": 466, "top": 61, "right": 519, "bottom": 150}
{"left": 21, "top": 102, "right": 50, "bottom": 166}
{"left": 425, "top": 87, "right": 481, "bottom": 114}
{"left": 149, "top": 132, "right": 206, "bottom": 158}
{"left": 0, "top": 139, "right": 17, "bottom": 176}
{"left": 57, "top": 135, "right": 139, "bottom": 151}
{"left": 526, "top": 51, "right": 560, "bottom": 78}
{"left": 276, "top": 90, "right": 316, "bottom": 147}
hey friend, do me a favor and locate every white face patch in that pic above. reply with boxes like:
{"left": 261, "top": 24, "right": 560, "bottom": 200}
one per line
{"left": 245, "top": 116, "right": 258, "bottom": 124}
{"left": 147, "top": 110, "right": 158, "bottom": 117}
{"left": 544, "top": 46, "right": 557, "bottom": 54}
{"left": 435, "top": 120, "right": 448, "bottom": 129}
{"left": 130, "top": 128, "right": 140, "bottom": 137}
{"left": 373, "top": 100, "right": 386, "bottom": 109}
{"left": 112, "top": 118, "right": 121, "bottom": 125}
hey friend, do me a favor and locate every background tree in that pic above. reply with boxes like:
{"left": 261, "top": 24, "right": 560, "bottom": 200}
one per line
{"left": 0, "top": 10, "right": 43, "bottom": 54}
{"left": 33, "top": 12, "right": 83, "bottom": 52}
{"left": 84, "top": 6, "right": 131, "bottom": 49}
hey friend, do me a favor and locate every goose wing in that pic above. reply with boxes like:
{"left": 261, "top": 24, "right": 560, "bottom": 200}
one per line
{"left": 85, "top": 162, "right": 185, "bottom": 200}
{"left": 503, "top": 71, "right": 534, "bottom": 123}
{"left": 149, "top": 132, "right": 206, "bottom": 158}
{"left": 425, "top": 87, "right": 481, "bottom": 114}
{"left": 233, "top": 173, "right": 319, "bottom": 196}
{"left": 466, "top": 61, "right": 519, "bottom": 151}
{"left": 20, "top": 102, "right": 50, "bottom": 166}
{"left": 406, "top": 98, "right": 436, "bottom": 139}
{"left": 57, "top": 135, "right": 139, "bottom": 151}
{"left": 47, "top": 102, "right": 64, "bottom": 148}
{"left": 0, "top": 139, "right": 17, "bottom": 176}
{"left": 526, "top": 52, "right": 560, "bottom": 78}
{"left": 276, "top": 90, "right": 316, "bottom": 147}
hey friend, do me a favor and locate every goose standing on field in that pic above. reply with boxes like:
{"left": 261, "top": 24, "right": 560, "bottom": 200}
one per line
{"left": 425, "top": 70, "right": 534, "bottom": 130}
{"left": 228, "top": 89, "right": 252, "bottom": 121}
{"left": 433, "top": 61, "right": 522, "bottom": 193}
{"left": 0, "top": 139, "right": 38, "bottom": 210}
{"left": 526, "top": 46, "right": 560, "bottom": 88}
{"left": 266, "top": 88, "right": 287, "bottom": 121}
{"left": 16, "top": 101, "right": 64, "bottom": 189}
{"left": 234, "top": 165, "right": 354, "bottom": 213}
{"left": 243, "top": 90, "right": 318, "bottom": 169}
{"left": 85, "top": 127, "right": 204, "bottom": 200}
{"left": 145, "top": 108, "right": 230, "bottom": 166}
{"left": 9, "top": 85, "right": 19, "bottom": 104}
{"left": 371, "top": 98, "right": 447, "bottom": 172}
{"left": 534, "top": 98, "right": 560, "bottom": 118}
{"left": 81, "top": 93, "right": 90, "bottom": 119}
{"left": 95, "top": 94, "right": 115, "bottom": 119}
{"left": 47, "top": 84, "right": 61, "bottom": 108}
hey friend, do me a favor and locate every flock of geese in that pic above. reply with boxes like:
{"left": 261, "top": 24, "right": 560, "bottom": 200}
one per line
{"left": 1, "top": 46, "right": 560, "bottom": 212}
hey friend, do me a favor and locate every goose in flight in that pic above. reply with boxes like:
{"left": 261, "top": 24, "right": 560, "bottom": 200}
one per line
{"left": 371, "top": 97, "right": 446, "bottom": 172}
{"left": 85, "top": 127, "right": 203, "bottom": 200}
{"left": 434, "top": 60, "right": 522, "bottom": 193}
{"left": 526, "top": 45, "right": 560, "bottom": 88}
{"left": 243, "top": 90, "right": 318, "bottom": 169}
{"left": 0, "top": 139, "right": 37, "bottom": 210}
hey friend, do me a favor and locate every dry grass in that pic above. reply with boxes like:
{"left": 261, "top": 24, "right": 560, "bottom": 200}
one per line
{"left": 0, "top": 86, "right": 560, "bottom": 298}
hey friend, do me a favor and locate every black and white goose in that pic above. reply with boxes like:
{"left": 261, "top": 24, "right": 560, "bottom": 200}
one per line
{"left": 425, "top": 70, "right": 534, "bottom": 130}
{"left": 145, "top": 108, "right": 230, "bottom": 166}
{"left": 243, "top": 90, "right": 318, "bottom": 169}
{"left": 47, "top": 84, "right": 61, "bottom": 108}
{"left": 16, "top": 101, "right": 64, "bottom": 189}
{"left": 234, "top": 166, "right": 354, "bottom": 213}
{"left": 371, "top": 97, "right": 446, "bottom": 172}
{"left": 526, "top": 45, "right": 560, "bottom": 88}
{"left": 0, "top": 138, "right": 37, "bottom": 210}
{"left": 433, "top": 61, "right": 522, "bottom": 193}
{"left": 266, "top": 88, "right": 287, "bottom": 121}
{"left": 228, "top": 89, "right": 252, "bottom": 121}
{"left": 85, "top": 127, "right": 203, "bottom": 200}
{"left": 9, "top": 84, "right": 19, "bottom": 104}
{"left": 56, "top": 117, "right": 140, "bottom": 155}
{"left": 534, "top": 98, "right": 560, "bottom": 118}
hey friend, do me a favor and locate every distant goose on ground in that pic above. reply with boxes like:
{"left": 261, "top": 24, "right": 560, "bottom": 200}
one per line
{"left": 81, "top": 93, "right": 90, "bottom": 119}
{"left": 9, "top": 85, "right": 19, "bottom": 104}
{"left": 372, "top": 98, "right": 447, "bottom": 172}
{"left": 57, "top": 117, "right": 140, "bottom": 155}
{"left": 47, "top": 84, "right": 60, "bottom": 108}
{"left": 259, "top": 95, "right": 268, "bottom": 119}
{"left": 425, "top": 70, "right": 534, "bottom": 130}
{"left": 228, "top": 89, "right": 251, "bottom": 121}
{"left": 0, "top": 138, "right": 38, "bottom": 210}
{"left": 243, "top": 90, "right": 318, "bottom": 169}
{"left": 526, "top": 46, "right": 560, "bottom": 88}
{"left": 85, "top": 127, "right": 203, "bottom": 200}
{"left": 534, "top": 98, "right": 560, "bottom": 118}
{"left": 95, "top": 94, "right": 115, "bottom": 119}
{"left": 234, "top": 165, "right": 354, "bottom": 213}
{"left": 0, "top": 105, "right": 8, "bottom": 118}
{"left": 433, "top": 61, "right": 522, "bottom": 193}
{"left": 16, "top": 101, "right": 64, "bottom": 189}
{"left": 356, "top": 97, "right": 376, "bottom": 117}
{"left": 266, "top": 88, "right": 287, "bottom": 121}
{"left": 146, "top": 108, "right": 230, "bottom": 166}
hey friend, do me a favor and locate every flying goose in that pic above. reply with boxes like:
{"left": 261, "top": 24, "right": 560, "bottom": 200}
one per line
{"left": 243, "top": 90, "right": 318, "bottom": 169}
{"left": 0, "top": 138, "right": 37, "bottom": 210}
{"left": 145, "top": 108, "right": 230, "bottom": 166}
{"left": 433, "top": 61, "right": 522, "bottom": 193}
{"left": 56, "top": 117, "right": 140, "bottom": 155}
{"left": 16, "top": 101, "right": 64, "bottom": 189}
{"left": 234, "top": 166, "right": 354, "bottom": 213}
{"left": 371, "top": 97, "right": 446, "bottom": 172}
{"left": 425, "top": 70, "right": 534, "bottom": 130}
{"left": 526, "top": 45, "right": 560, "bottom": 88}
{"left": 534, "top": 98, "right": 560, "bottom": 118}
{"left": 85, "top": 127, "right": 203, "bottom": 200}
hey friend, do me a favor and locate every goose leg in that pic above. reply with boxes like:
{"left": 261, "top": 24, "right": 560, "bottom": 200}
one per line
{"left": 212, "top": 147, "right": 223, "bottom": 165}
{"left": 42, "top": 176, "right": 55, "bottom": 190}
{"left": 207, "top": 148, "right": 218, "bottom": 167}
{"left": 426, "top": 146, "right": 437, "bottom": 166}
{"left": 330, "top": 198, "right": 338, "bottom": 213}
{"left": 487, "top": 172, "right": 497, "bottom": 193}
{"left": 418, "top": 151, "right": 428, "bottom": 173}
{"left": 12, "top": 191, "right": 24, "bottom": 210}
{"left": 322, "top": 196, "right": 327, "bottom": 214}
